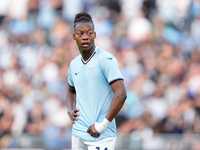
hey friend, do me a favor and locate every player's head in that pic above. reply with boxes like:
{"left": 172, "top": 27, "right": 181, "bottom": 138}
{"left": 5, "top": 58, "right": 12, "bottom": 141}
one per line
{"left": 73, "top": 12, "right": 96, "bottom": 52}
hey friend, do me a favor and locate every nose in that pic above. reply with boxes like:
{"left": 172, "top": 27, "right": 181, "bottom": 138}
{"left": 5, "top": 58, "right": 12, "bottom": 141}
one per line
{"left": 82, "top": 33, "right": 88, "bottom": 40}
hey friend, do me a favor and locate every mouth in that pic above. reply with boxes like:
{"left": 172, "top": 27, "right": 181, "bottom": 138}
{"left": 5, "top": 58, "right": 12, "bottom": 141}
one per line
{"left": 82, "top": 43, "right": 90, "bottom": 48}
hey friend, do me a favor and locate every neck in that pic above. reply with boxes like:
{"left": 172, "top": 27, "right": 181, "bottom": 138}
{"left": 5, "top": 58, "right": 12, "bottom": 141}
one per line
{"left": 80, "top": 45, "right": 96, "bottom": 62}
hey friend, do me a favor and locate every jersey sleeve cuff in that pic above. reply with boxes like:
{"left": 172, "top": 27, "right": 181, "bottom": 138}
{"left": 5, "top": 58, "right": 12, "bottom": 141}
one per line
{"left": 109, "top": 78, "right": 124, "bottom": 85}
{"left": 68, "top": 82, "right": 75, "bottom": 88}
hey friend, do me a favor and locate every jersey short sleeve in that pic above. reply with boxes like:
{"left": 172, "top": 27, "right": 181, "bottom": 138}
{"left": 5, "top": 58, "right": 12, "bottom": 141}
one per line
{"left": 68, "top": 65, "right": 74, "bottom": 87}
{"left": 101, "top": 56, "right": 123, "bottom": 84}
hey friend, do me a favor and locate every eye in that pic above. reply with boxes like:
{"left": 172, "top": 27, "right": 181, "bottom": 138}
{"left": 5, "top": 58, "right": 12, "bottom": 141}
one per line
{"left": 78, "top": 33, "right": 82, "bottom": 35}
{"left": 88, "top": 32, "right": 93, "bottom": 35}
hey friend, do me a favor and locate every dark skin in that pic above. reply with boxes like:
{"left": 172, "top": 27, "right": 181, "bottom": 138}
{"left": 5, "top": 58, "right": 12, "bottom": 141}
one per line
{"left": 66, "top": 22, "right": 127, "bottom": 138}
{"left": 73, "top": 22, "right": 96, "bottom": 61}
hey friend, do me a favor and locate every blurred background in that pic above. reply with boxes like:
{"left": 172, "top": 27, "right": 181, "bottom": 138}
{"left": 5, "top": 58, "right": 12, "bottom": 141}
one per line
{"left": 0, "top": 0, "right": 200, "bottom": 150}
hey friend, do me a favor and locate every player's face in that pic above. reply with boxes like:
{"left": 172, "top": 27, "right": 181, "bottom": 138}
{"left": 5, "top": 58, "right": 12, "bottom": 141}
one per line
{"left": 73, "top": 22, "right": 96, "bottom": 52}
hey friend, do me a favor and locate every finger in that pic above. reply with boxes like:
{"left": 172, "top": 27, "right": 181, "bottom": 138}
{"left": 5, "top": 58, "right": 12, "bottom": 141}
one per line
{"left": 92, "top": 133, "right": 99, "bottom": 137}
{"left": 71, "top": 119, "right": 75, "bottom": 124}
{"left": 72, "top": 116, "right": 78, "bottom": 121}
{"left": 74, "top": 109, "right": 79, "bottom": 113}
{"left": 87, "top": 127, "right": 91, "bottom": 133}
{"left": 73, "top": 115, "right": 79, "bottom": 121}
{"left": 70, "top": 115, "right": 78, "bottom": 121}
{"left": 73, "top": 112, "right": 80, "bottom": 117}
{"left": 88, "top": 130, "right": 99, "bottom": 137}
{"left": 93, "top": 132, "right": 99, "bottom": 136}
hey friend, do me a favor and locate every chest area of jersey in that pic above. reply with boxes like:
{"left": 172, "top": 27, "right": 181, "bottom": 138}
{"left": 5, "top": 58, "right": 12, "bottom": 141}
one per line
{"left": 72, "top": 63, "right": 102, "bottom": 83}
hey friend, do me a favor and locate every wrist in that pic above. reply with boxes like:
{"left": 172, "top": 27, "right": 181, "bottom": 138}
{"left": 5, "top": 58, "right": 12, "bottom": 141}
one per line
{"left": 94, "top": 118, "right": 111, "bottom": 133}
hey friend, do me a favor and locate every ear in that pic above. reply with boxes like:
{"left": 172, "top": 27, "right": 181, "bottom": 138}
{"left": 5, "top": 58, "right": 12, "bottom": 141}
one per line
{"left": 73, "top": 33, "right": 76, "bottom": 40}
{"left": 94, "top": 32, "right": 96, "bottom": 39}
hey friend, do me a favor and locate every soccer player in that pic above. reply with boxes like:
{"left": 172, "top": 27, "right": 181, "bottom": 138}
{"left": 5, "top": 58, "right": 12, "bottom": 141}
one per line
{"left": 66, "top": 11, "right": 127, "bottom": 150}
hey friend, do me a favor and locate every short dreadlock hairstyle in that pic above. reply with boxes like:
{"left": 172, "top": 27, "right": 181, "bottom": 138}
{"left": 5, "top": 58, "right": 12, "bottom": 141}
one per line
{"left": 73, "top": 11, "right": 94, "bottom": 28}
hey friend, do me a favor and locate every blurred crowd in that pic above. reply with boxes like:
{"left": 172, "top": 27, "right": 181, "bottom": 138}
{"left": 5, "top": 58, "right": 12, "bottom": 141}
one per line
{"left": 0, "top": 0, "right": 200, "bottom": 149}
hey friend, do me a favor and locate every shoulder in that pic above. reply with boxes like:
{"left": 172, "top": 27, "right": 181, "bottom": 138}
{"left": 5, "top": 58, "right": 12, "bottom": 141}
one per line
{"left": 96, "top": 47, "right": 114, "bottom": 60}
{"left": 70, "top": 54, "right": 81, "bottom": 66}
{"left": 96, "top": 47, "right": 119, "bottom": 71}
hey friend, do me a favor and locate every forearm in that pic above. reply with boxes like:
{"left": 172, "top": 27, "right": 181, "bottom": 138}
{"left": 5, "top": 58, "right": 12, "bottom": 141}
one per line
{"left": 66, "top": 86, "right": 80, "bottom": 124}
{"left": 105, "top": 92, "right": 127, "bottom": 122}
{"left": 94, "top": 80, "right": 126, "bottom": 133}
{"left": 66, "top": 87, "right": 76, "bottom": 112}
{"left": 66, "top": 96, "right": 76, "bottom": 112}
{"left": 94, "top": 91, "right": 126, "bottom": 133}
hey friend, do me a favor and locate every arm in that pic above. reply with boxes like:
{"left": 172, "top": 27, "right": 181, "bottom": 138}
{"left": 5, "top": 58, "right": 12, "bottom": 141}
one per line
{"left": 66, "top": 85, "right": 79, "bottom": 124}
{"left": 105, "top": 79, "right": 127, "bottom": 122}
{"left": 87, "top": 79, "right": 127, "bottom": 137}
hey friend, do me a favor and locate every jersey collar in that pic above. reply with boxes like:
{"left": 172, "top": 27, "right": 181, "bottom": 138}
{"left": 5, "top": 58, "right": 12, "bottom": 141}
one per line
{"left": 81, "top": 47, "right": 97, "bottom": 65}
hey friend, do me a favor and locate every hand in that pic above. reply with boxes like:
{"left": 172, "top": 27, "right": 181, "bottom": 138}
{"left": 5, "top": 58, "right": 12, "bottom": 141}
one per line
{"left": 87, "top": 124, "right": 100, "bottom": 137}
{"left": 67, "top": 109, "right": 79, "bottom": 124}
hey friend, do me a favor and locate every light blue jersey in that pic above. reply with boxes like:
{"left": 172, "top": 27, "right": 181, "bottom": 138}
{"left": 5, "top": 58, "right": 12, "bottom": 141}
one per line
{"left": 68, "top": 47, "right": 123, "bottom": 142}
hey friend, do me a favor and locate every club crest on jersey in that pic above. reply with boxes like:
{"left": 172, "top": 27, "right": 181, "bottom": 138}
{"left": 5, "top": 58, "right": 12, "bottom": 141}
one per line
{"left": 88, "top": 66, "right": 95, "bottom": 75}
